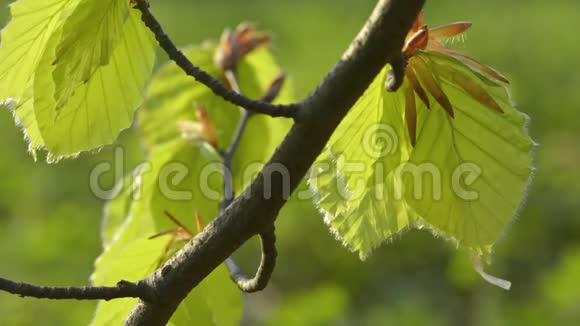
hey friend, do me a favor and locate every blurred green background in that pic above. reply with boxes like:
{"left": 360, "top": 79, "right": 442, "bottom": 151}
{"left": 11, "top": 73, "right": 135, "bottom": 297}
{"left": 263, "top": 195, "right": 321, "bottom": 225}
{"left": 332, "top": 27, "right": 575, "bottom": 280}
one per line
{"left": 0, "top": 0, "right": 579, "bottom": 325}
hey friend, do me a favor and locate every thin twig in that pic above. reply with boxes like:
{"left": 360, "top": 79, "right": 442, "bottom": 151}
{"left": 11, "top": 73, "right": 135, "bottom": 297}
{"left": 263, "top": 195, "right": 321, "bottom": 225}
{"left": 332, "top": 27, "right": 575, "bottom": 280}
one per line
{"left": 223, "top": 69, "right": 253, "bottom": 152}
{"left": 220, "top": 109, "right": 251, "bottom": 211}
{"left": 225, "top": 226, "right": 277, "bottom": 293}
{"left": 0, "top": 278, "right": 154, "bottom": 302}
{"left": 220, "top": 70, "right": 286, "bottom": 210}
{"left": 219, "top": 69, "right": 279, "bottom": 292}
{"left": 220, "top": 70, "right": 252, "bottom": 211}
{"left": 133, "top": 0, "right": 298, "bottom": 118}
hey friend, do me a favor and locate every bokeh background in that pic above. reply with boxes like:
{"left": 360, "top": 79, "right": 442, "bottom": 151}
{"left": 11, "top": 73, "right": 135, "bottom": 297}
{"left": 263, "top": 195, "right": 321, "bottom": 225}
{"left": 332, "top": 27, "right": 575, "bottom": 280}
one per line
{"left": 0, "top": 0, "right": 579, "bottom": 325}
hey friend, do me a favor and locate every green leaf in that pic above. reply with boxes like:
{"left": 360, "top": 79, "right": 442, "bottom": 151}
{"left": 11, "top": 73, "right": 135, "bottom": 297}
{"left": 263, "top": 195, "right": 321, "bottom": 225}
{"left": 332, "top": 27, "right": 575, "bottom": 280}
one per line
{"left": 100, "top": 174, "right": 138, "bottom": 249}
{"left": 232, "top": 47, "right": 294, "bottom": 192}
{"left": 138, "top": 45, "right": 240, "bottom": 150}
{"left": 92, "top": 139, "right": 242, "bottom": 325}
{"left": 147, "top": 140, "right": 224, "bottom": 232}
{"left": 52, "top": 0, "right": 130, "bottom": 109}
{"left": 402, "top": 52, "right": 535, "bottom": 254}
{"left": 33, "top": 9, "right": 156, "bottom": 160}
{"left": 139, "top": 46, "right": 292, "bottom": 194}
{"left": 0, "top": 0, "right": 156, "bottom": 159}
{"left": 0, "top": 0, "right": 79, "bottom": 154}
{"left": 4, "top": 93, "right": 44, "bottom": 157}
{"left": 90, "top": 237, "right": 169, "bottom": 326}
{"left": 308, "top": 67, "right": 417, "bottom": 260}
{"left": 95, "top": 139, "right": 223, "bottom": 255}
{"left": 168, "top": 265, "right": 243, "bottom": 326}
{"left": 0, "top": 0, "right": 77, "bottom": 102}
{"left": 310, "top": 53, "right": 533, "bottom": 260}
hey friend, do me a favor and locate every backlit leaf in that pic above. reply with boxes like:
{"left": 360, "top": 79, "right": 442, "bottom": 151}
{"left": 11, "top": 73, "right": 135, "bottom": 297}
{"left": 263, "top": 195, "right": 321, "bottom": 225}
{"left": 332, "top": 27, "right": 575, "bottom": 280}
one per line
{"left": 92, "top": 139, "right": 241, "bottom": 325}
{"left": 309, "top": 67, "right": 417, "bottom": 260}
{"left": 53, "top": 0, "right": 130, "bottom": 109}
{"left": 90, "top": 237, "right": 169, "bottom": 326}
{"left": 138, "top": 44, "right": 240, "bottom": 150}
{"left": 140, "top": 46, "right": 293, "bottom": 195}
{"left": 0, "top": 1, "right": 156, "bottom": 160}
{"left": 33, "top": 9, "right": 156, "bottom": 160}
{"left": 0, "top": 0, "right": 77, "bottom": 101}
{"left": 311, "top": 52, "right": 533, "bottom": 261}
{"left": 0, "top": 0, "right": 79, "bottom": 154}
{"left": 232, "top": 47, "right": 294, "bottom": 192}
{"left": 403, "top": 51, "right": 535, "bottom": 255}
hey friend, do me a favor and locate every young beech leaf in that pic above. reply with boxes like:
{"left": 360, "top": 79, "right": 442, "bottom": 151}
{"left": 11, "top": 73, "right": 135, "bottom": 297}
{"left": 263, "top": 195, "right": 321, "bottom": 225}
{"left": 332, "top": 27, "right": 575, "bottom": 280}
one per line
{"left": 2, "top": 96, "right": 44, "bottom": 158}
{"left": 101, "top": 172, "right": 143, "bottom": 249}
{"left": 0, "top": 0, "right": 79, "bottom": 155}
{"left": 232, "top": 47, "right": 294, "bottom": 191}
{"left": 310, "top": 13, "right": 534, "bottom": 271}
{"left": 308, "top": 67, "right": 418, "bottom": 260}
{"left": 403, "top": 51, "right": 534, "bottom": 256}
{"left": 0, "top": 0, "right": 155, "bottom": 160}
{"left": 33, "top": 9, "right": 156, "bottom": 160}
{"left": 398, "top": 12, "right": 533, "bottom": 262}
{"left": 168, "top": 264, "right": 243, "bottom": 326}
{"left": 139, "top": 45, "right": 240, "bottom": 150}
{"left": 52, "top": 0, "right": 131, "bottom": 109}
{"left": 140, "top": 45, "right": 292, "bottom": 193}
{"left": 91, "top": 237, "right": 170, "bottom": 326}
{"left": 92, "top": 139, "right": 242, "bottom": 325}
{"left": 0, "top": 0, "right": 78, "bottom": 102}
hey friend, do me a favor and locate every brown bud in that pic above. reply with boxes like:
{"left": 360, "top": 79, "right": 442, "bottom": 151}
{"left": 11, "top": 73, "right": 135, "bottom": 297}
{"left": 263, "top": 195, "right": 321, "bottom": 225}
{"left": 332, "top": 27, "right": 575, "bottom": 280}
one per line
{"left": 261, "top": 73, "right": 286, "bottom": 103}
{"left": 195, "top": 104, "right": 219, "bottom": 148}
{"left": 176, "top": 103, "right": 219, "bottom": 148}
{"left": 214, "top": 22, "right": 271, "bottom": 72}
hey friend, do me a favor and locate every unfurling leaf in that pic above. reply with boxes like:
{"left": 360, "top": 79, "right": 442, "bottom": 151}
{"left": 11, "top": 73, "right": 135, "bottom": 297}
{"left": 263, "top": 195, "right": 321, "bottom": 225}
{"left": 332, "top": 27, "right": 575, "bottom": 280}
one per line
{"left": 410, "top": 55, "right": 454, "bottom": 118}
{"left": 429, "top": 22, "right": 472, "bottom": 40}
{"left": 140, "top": 45, "right": 293, "bottom": 192}
{"left": 428, "top": 53, "right": 503, "bottom": 113}
{"left": 405, "top": 68, "right": 430, "bottom": 109}
{"left": 309, "top": 11, "right": 535, "bottom": 280}
{"left": 177, "top": 104, "right": 219, "bottom": 148}
{"left": 214, "top": 23, "right": 271, "bottom": 72}
{"left": 92, "top": 139, "right": 242, "bottom": 325}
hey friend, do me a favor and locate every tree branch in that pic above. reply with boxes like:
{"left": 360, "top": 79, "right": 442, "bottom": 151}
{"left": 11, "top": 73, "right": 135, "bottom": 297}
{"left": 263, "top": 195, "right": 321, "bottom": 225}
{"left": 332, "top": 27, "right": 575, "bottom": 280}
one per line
{"left": 133, "top": 0, "right": 298, "bottom": 118}
{"left": 0, "top": 278, "right": 154, "bottom": 302}
{"left": 123, "top": 1, "right": 425, "bottom": 325}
